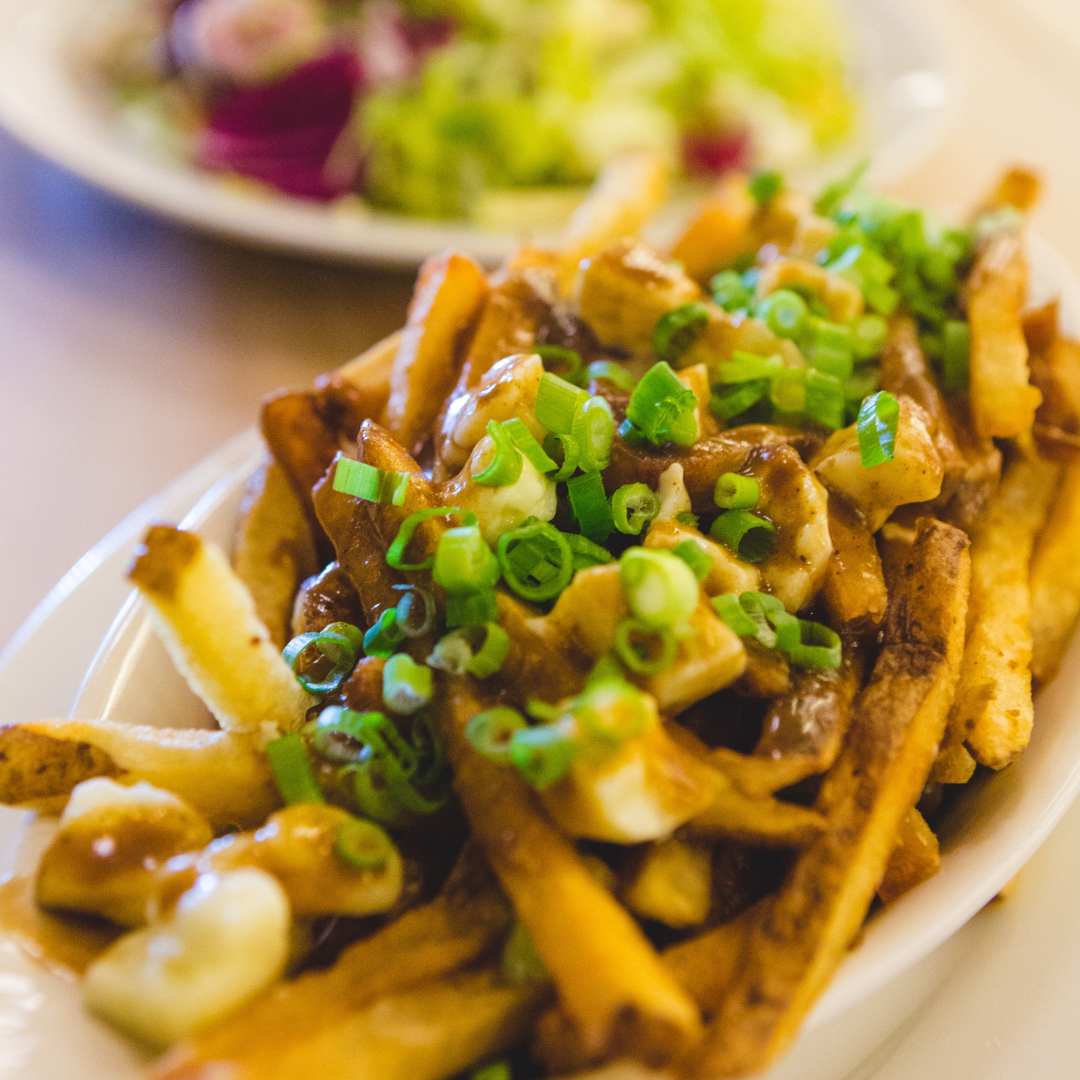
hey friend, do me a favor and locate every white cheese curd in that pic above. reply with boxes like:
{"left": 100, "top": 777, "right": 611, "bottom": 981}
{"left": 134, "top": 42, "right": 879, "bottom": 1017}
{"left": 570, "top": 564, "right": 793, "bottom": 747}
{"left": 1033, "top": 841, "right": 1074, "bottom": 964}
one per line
{"left": 83, "top": 867, "right": 290, "bottom": 1046}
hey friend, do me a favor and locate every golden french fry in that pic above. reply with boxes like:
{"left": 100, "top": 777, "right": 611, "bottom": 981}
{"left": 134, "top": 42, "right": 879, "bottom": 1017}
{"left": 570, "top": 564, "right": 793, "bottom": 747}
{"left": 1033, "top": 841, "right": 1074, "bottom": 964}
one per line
{"left": 670, "top": 172, "right": 756, "bottom": 284}
{"left": 381, "top": 251, "right": 489, "bottom": 454}
{"left": 976, "top": 166, "right": 1042, "bottom": 215}
{"left": 232, "top": 460, "right": 318, "bottom": 648}
{"left": 685, "top": 785, "right": 826, "bottom": 849}
{"left": 1025, "top": 301, "right": 1080, "bottom": 463}
{"left": 440, "top": 681, "right": 702, "bottom": 1067}
{"left": 0, "top": 720, "right": 279, "bottom": 828}
{"left": 687, "top": 518, "right": 969, "bottom": 1076}
{"left": 558, "top": 152, "right": 668, "bottom": 294}
{"left": 620, "top": 838, "right": 713, "bottom": 929}
{"left": 966, "top": 229, "right": 1042, "bottom": 440}
{"left": 1030, "top": 461, "right": 1080, "bottom": 685}
{"left": 949, "top": 456, "right": 1060, "bottom": 768}
{"left": 129, "top": 526, "right": 314, "bottom": 735}
{"left": 820, "top": 496, "right": 888, "bottom": 630}
{"left": 878, "top": 807, "right": 940, "bottom": 905}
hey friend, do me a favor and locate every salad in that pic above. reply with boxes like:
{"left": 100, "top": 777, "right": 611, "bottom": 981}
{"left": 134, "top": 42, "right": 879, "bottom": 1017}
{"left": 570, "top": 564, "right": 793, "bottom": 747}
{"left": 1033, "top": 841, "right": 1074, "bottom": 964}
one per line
{"left": 93, "top": 0, "right": 857, "bottom": 220}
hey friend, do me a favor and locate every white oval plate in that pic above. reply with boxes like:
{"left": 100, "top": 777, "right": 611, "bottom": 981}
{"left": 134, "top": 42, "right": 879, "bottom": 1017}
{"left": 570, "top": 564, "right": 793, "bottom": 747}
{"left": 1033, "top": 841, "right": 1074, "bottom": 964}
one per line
{"left": 0, "top": 237, "right": 1078, "bottom": 1079}
{"left": 0, "top": 0, "right": 958, "bottom": 268}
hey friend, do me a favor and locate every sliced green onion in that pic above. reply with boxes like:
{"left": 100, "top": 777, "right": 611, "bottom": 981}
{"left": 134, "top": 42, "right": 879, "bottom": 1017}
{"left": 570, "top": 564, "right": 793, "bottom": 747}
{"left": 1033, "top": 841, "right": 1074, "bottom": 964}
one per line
{"left": 586, "top": 360, "right": 636, "bottom": 390}
{"left": 433, "top": 525, "right": 500, "bottom": 596}
{"left": 567, "top": 471, "right": 615, "bottom": 543}
{"left": 498, "top": 522, "right": 574, "bottom": 602}
{"left": 758, "top": 289, "right": 807, "bottom": 340}
{"left": 543, "top": 432, "right": 581, "bottom": 481}
{"left": 386, "top": 508, "right": 477, "bottom": 572}
{"left": 526, "top": 699, "right": 562, "bottom": 723}
{"left": 617, "top": 418, "right": 646, "bottom": 446}
{"left": 626, "top": 361, "right": 698, "bottom": 447}
{"left": 844, "top": 368, "right": 880, "bottom": 423}
{"left": 467, "top": 622, "right": 511, "bottom": 678}
{"left": 711, "top": 510, "right": 776, "bottom": 563}
{"left": 770, "top": 368, "right": 807, "bottom": 414}
{"left": 536, "top": 345, "right": 584, "bottom": 386}
{"left": 786, "top": 619, "right": 843, "bottom": 670}
{"left": 503, "top": 417, "right": 558, "bottom": 474}
{"left": 266, "top": 734, "right": 325, "bottom": 806}
{"left": 716, "top": 351, "right": 784, "bottom": 384}
{"left": 282, "top": 622, "right": 365, "bottom": 696}
{"left": 501, "top": 922, "right": 548, "bottom": 984}
{"left": 672, "top": 540, "right": 713, "bottom": 582}
{"left": 392, "top": 585, "right": 435, "bottom": 638}
{"left": 382, "top": 653, "right": 433, "bottom": 715}
{"left": 620, "top": 547, "right": 699, "bottom": 628}
{"left": 653, "top": 302, "right": 711, "bottom": 362}
{"left": 713, "top": 592, "right": 842, "bottom": 670}
{"left": 333, "top": 458, "right": 409, "bottom": 506}
{"left": 857, "top": 390, "right": 900, "bottom": 467}
{"left": 535, "top": 371, "right": 589, "bottom": 434}
{"left": 446, "top": 589, "right": 500, "bottom": 628}
{"left": 426, "top": 630, "right": 474, "bottom": 675}
{"left": 710, "top": 380, "right": 770, "bottom": 421}
{"left": 427, "top": 623, "right": 509, "bottom": 679}
{"left": 804, "top": 369, "right": 847, "bottom": 430}
{"left": 473, "top": 420, "right": 523, "bottom": 488}
{"left": 612, "top": 483, "right": 661, "bottom": 535}
{"left": 851, "top": 314, "right": 888, "bottom": 360}
{"left": 714, "top": 472, "right": 759, "bottom": 510}
{"left": 940, "top": 319, "right": 970, "bottom": 393}
{"left": 587, "top": 652, "right": 624, "bottom": 686}
{"left": 364, "top": 608, "right": 406, "bottom": 659}
{"left": 565, "top": 533, "right": 614, "bottom": 571}
{"left": 572, "top": 396, "right": 615, "bottom": 473}
{"left": 465, "top": 707, "right": 527, "bottom": 764}
{"left": 510, "top": 722, "right": 577, "bottom": 789}
{"left": 334, "top": 816, "right": 394, "bottom": 869}
{"left": 748, "top": 169, "right": 783, "bottom": 206}
{"left": 815, "top": 159, "right": 869, "bottom": 217}
{"left": 574, "top": 680, "right": 648, "bottom": 744}
{"left": 711, "top": 270, "right": 755, "bottom": 313}
{"left": 712, "top": 593, "right": 761, "bottom": 639}
{"left": 675, "top": 510, "right": 700, "bottom": 529}
{"left": 737, "top": 592, "right": 785, "bottom": 647}
{"left": 614, "top": 618, "right": 678, "bottom": 675}
{"left": 348, "top": 761, "right": 404, "bottom": 824}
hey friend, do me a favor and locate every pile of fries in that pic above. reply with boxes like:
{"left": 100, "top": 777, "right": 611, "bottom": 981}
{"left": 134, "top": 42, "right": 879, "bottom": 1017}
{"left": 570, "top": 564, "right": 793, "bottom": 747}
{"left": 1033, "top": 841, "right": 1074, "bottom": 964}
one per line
{"left": 2, "top": 154, "right": 1080, "bottom": 1080}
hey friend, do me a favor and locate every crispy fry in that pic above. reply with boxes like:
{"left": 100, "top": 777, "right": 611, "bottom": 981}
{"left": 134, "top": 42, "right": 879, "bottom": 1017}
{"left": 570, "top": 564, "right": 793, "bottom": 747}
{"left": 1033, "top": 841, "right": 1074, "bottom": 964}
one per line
{"left": 128, "top": 526, "right": 314, "bottom": 735}
{"left": 558, "top": 152, "right": 668, "bottom": 294}
{"left": 1030, "top": 461, "right": 1080, "bottom": 685}
{"left": 688, "top": 518, "right": 969, "bottom": 1076}
{"left": 685, "top": 786, "right": 826, "bottom": 849}
{"left": 670, "top": 172, "right": 756, "bottom": 284}
{"left": 949, "top": 456, "right": 1060, "bottom": 768}
{"left": 232, "top": 460, "right": 318, "bottom": 648}
{"left": 1025, "top": 301, "right": 1080, "bottom": 462}
{"left": 820, "top": 496, "right": 888, "bottom": 630}
{"left": 977, "top": 166, "right": 1042, "bottom": 215}
{"left": 382, "top": 251, "right": 489, "bottom": 454}
{"left": 440, "top": 681, "right": 703, "bottom": 1066}
{"left": 937, "top": 392, "right": 1002, "bottom": 530}
{"left": 878, "top": 807, "right": 940, "bottom": 905}
{"left": 0, "top": 720, "right": 279, "bottom": 828}
{"left": 662, "top": 906, "right": 759, "bottom": 1016}
{"left": 156, "top": 846, "right": 513, "bottom": 1080}
{"left": 966, "top": 228, "right": 1042, "bottom": 439}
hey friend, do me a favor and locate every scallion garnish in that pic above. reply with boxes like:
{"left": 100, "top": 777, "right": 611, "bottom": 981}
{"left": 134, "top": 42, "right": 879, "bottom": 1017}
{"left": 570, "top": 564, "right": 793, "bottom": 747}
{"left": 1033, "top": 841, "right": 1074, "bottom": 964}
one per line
{"left": 567, "top": 471, "right": 615, "bottom": 543}
{"left": 266, "top": 734, "right": 325, "bottom": 806}
{"left": 282, "top": 621, "right": 365, "bottom": 696}
{"left": 803, "top": 317, "right": 854, "bottom": 381}
{"left": 748, "top": 169, "right": 783, "bottom": 206}
{"left": 391, "top": 585, "right": 435, "bottom": 638}
{"left": 850, "top": 314, "right": 888, "bottom": 360}
{"left": 382, "top": 653, "right": 433, "bottom": 715}
{"left": 856, "top": 390, "right": 900, "bottom": 467}
{"left": 784, "top": 619, "right": 843, "bottom": 670}
{"left": 757, "top": 289, "right": 807, "bottom": 340}
{"left": 716, "top": 351, "right": 784, "bottom": 384}
{"left": 940, "top": 319, "right": 970, "bottom": 393}
{"left": 433, "top": 525, "right": 500, "bottom": 596}
{"left": 334, "top": 817, "right": 394, "bottom": 870}
{"left": 503, "top": 417, "right": 558, "bottom": 474}
{"left": 625, "top": 361, "right": 698, "bottom": 447}
{"left": 574, "top": 679, "right": 649, "bottom": 744}
{"left": 714, "top": 472, "right": 760, "bottom": 510}
{"left": 445, "top": 589, "right": 500, "bottom": 628}
{"left": 617, "top": 417, "right": 647, "bottom": 446}
{"left": 565, "top": 533, "right": 614, "bottom": 571}
{"left": 586, "top": 360, "right": 636, "bottom": 390}
{"left": 535, "top": 371, "right": 589, "bottom": 434}
{"left": 710, "top": 510, "right": 776, "bottom": 563}
{"left": 472, "top": 420, "right": 523, "bottom": 488}
{"left": 572, "top": 395, "right": 615, "bottom": 473}
{"left": 711, "top": 270, "right": 756, "bottom": 313}
{"left": 620, "top": 547, "right": 699, "bottom": 628}
{"left": 467, "top": 622, "right": 512, "bottom": 678}
{"left": 543, "top": 432, "right": 582, "bottom": 481}
{"left": 614, "top": 618, "right": 678, "bottom": 675}
{"left": 536, "top": 345, "right": 585, "bottom": 386}
{"left": 364, "top": 608, "right": 406, "bottom": 659}
{"left": 497, "top": 521, "right": 574, "bottom": 602}
{"left": 386, "top": 507, "right": 477, "bottom": 571}
{"left": 466, "top": 707, "right": 527, "bottom": 765}
{"left": 672, "top": 540, "right": 714, "bottom": 582}
{"left": 333, "top": 457, "right": 410, "bottom": 506}
{"left": 611, "top": 483, "right": 661, "bottom": 535}
{"left": 653, "top": 302, "right": 711, "bottom": 362}
{"left": 710, "top": 381, "right": 770, "bottom": 421}
{"left": 714, "top": 592, "right": 842, "bottom": 670}
{"left": 804, "top": 369, "right": 847, "bottom": 430}
{"left": 510, "top": 721, "right": 577, "bottom": 789}
{"left": 675, "top": 510, "right": 700, "bottom": 528}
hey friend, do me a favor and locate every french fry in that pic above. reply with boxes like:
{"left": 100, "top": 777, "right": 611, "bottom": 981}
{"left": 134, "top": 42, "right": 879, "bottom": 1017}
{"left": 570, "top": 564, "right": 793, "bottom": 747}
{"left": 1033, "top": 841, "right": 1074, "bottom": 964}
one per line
{"left": 670, "top": 172, "right": 756, "bottom": 284}
{"left": 929, "top": 742, "right": 976, "bottom": 785}
{"left": 439, "top": 680, "right": 703, "bottom": 1067}
{"left": 381, "top": 251, "right": 489, "bottom": 455}
{"left": 128, "top": 525, "right": 314, "bottom": 735}
{"left": 976, "top": 166, "right": 1042, "bottom": 215}
{"left": 558, "top": 152, "right": 669, "bottom": 294}
{"left": 949, "top": 456, "right": 1060, "bottom": 768}
{"left": 1030, "top": 461, "right": 1080, "bottom": 685}
{"left": 966, "top": 228, "right": 1042, "bottom": 440}
{"left": 157, "top": 846, "right": 513, "bottom": 1080}
{"left": 1025, "top": 301, "right": 1080, "bottom": 462}
{"left": 0, "top": 720, "right": 279, "bottom": 828}
{"left": 878, "top": 807, "right": 940, "bottom": 905}
{"left": 687, "top": 517, "right": 969, "bottom": 1076}
{"left": 685, "top": 786, "right": 826, "bottom": 849}
{"left": 820, "top": 496, "right": 888, "bottom": 630}
{"left": 232, "top": 460, "right": 318, "bottom": 648}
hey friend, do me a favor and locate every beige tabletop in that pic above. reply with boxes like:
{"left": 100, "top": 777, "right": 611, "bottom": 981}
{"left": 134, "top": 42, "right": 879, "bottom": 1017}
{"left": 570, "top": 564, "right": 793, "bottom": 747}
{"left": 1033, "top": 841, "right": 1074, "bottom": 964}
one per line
{"left": 1, "top": 0, "right": 1078, "bottom": 651}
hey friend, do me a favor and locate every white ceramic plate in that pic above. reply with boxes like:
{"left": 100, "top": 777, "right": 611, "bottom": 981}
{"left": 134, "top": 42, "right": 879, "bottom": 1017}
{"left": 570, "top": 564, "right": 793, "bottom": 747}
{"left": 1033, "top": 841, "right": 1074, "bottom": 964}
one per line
{"left": 1, "top": 237, "right": 1078, "bottom": 1080}
{"left": 0, "top": 0, "right": 958, "bottom": 268}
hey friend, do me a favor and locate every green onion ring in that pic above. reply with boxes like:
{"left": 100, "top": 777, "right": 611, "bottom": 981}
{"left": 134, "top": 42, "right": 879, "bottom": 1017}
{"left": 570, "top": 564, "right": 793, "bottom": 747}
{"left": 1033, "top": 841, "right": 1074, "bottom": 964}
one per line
{"left": 614, "top": 618, "right": 678, "bottom": 675}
